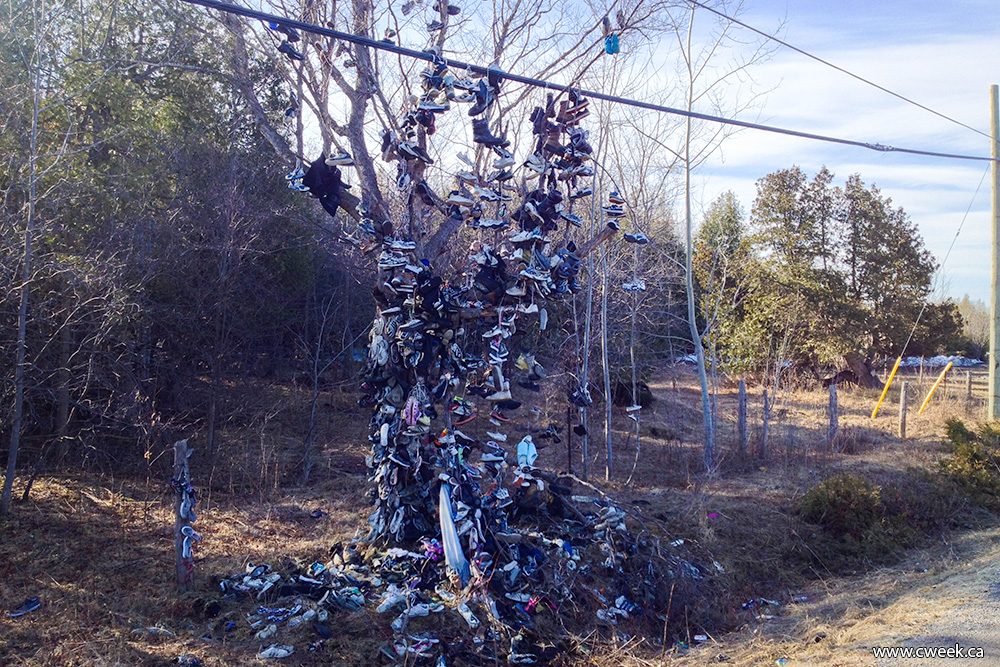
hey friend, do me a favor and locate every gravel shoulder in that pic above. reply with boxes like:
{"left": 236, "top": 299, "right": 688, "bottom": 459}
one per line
{"left": 671, "top": 526, "right": 1000, "bottom": 666}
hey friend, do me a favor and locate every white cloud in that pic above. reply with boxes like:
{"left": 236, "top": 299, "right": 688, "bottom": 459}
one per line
{"left": 689, "top": 6, "right": 1000, "bottom": 302}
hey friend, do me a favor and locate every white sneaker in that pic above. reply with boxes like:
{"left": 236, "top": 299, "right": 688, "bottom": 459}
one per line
{"left": 257, "top": 644, "right": 294, "bottom": 659}
{"left": 485, "top": 383, "right": 512, "bottom": 402}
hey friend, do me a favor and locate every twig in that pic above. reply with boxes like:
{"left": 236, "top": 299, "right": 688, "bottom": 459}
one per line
{"left": 661, "top": 581, "right": 676, "bottom": 659}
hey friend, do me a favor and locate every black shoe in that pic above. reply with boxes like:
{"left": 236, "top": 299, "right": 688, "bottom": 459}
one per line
{"left": 432, "top": 2, "right": 461, "bottom": 14}
{"left": 472, "top": 118, "right": 508, "bottom": 147}
{"left": 8, "top": 597, "right": 40, "bottom": 617}
{"left": 487, "top": 65, "right": 504, "bottom": 94}
{"left": 277, "top": 41, "right": 305, "bottom": 61}
{"left": 399, "top": 141, "right": 434, "bottom": 164}
{"left": 269, "top": 22, "right": 300, "bottom": 42}
{"left": 468, "top": 80, "right": 495, "bottom": 116}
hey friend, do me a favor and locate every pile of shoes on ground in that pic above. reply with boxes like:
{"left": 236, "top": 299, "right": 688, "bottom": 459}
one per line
{"left": 217, "top": 487, "right": 703, "bottom": 664}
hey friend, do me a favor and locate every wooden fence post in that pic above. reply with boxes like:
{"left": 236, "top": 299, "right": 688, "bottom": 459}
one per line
{"left": 737, "top": 379, "right": 747, "bottom": 458}
{"left": 967, "top": 371, "right": 973, "bottom": 401}
{"left": 172, "top": 439, "right": 198, "bottom": 592}
{"left": 760, "top": 389, "right": 770, "bottom": 459}
{"left": 919, "top": 358, "right": 924, "bottom": 388}
{"left": 827, "top": 383, "right": 838, "bottom": 453}
{"left": 899, "top": 382, "right": 908, "bottom": 439}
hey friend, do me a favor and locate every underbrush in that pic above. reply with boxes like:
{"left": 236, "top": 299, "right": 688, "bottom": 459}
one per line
{"left": 795, "top": 418, "right": 1000, "bottom": 571}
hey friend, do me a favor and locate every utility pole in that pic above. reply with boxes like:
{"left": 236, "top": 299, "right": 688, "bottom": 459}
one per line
{"left": 990, "top": 85, "right": 1000, "bottom": 419}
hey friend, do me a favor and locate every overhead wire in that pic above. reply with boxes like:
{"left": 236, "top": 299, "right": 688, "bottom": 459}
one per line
{"left": 682, "top": 0, "right": 998, "bottom": 144}
{"left": 178, "top": 0, "right": 997, "bottom": 163}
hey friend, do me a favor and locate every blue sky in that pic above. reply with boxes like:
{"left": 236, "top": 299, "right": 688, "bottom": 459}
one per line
{"left": 689, "top": 0, "right": 999, "bottom": 302}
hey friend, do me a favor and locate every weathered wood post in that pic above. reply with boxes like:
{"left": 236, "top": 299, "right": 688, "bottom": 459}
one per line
{"left": 967, "top": 371, "right": 973, "bottom": 402}
{"left": 737, "top": 379, "right": 747, "bottom": 458}
{"left": 899, "top": 381, "right": 908, "bottom": 439}
{"left": 827, "top": 383, "right": 838, "bottom": 454}
{"left": 760, "top": 389, "right": 770, "bottom": 459}
{"left": 172, "top": 439, "right": 196, "bottom": 592}
{"left": 566, "top": 406, "right": 572, "bottom": 473}
{"left": 919, "top": 357, "right": 924, "bottom": 389}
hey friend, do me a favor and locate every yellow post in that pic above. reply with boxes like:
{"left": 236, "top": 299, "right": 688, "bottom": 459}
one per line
{"left": 919, "top": 362, "right": 954, "bottom": 415}
{"left": 871, "top": 356, "right": 902, "bottom": 418}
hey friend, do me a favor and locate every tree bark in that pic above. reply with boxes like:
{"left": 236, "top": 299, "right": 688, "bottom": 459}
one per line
{"left": 2, "top": 7, "right": 42, "bottom": 517}
{"left": 737, "top": 379, "right": 747, "bottom": 458}
{"left": 843, "top": 352, "right": 881, "bottom": 389}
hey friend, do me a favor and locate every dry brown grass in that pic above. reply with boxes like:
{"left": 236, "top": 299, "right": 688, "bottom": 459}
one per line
{"left": 0, "top": 365, "right": 992, "bottom": 666}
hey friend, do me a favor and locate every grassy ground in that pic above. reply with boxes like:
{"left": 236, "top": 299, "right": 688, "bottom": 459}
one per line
{"left": 0, "top": 365, "right": 989, "bottom": 666}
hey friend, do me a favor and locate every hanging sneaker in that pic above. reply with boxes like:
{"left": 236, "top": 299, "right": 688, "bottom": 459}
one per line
{"left": 399, "top": 142, "right": 434, "bottom": 164}
{"left": 267, "top": 22, "right": 300, "bottom": 42}
{"left": 418, "top": 98, "right": 450, "bottom": 113}
{"left": 380, "top": 129, "right": 398, "bottom": 162}
{"left": 468, "top": 80, "right": 495, "bottom": 116}
{"left": 472, "top": 118, "right": 508, "bottom": 147}
{"left": 284, "top": 92, "right": 298, "bottom": 117}
{"left": 433, "top": 2, "right": 461, "bottom": 15}
{"left": 325, "top": 151, "right": 354, "bottom": 166}
{"left": 415, "top": 180, "right": 437, "bottom": 205}
{"left": 623, "top": 232, "right": 649, "bottom": 244}
{"left": 523, "top": 153, "right": 547, "bottom": 175}
{"left": 448, "top": 190, "right": 474, "bottom": 205}
{"left": 277, "top": 41, "right": 305, "bottom": 61}
{"left": 602, "top": 204, "right": 625, "bottom": 218}
{"left": 561, "top": 212, "right": 583, "bottom": 227}
{"left": 475, "top": 187, "right": 503, "bottom": 202}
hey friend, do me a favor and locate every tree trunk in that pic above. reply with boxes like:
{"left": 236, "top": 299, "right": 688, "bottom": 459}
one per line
{"left": 843, "top": 352, "right": 881, "bottom": 389}
{"left": 737, "top": 379, "right": 747, "bottom": 458}
{"left": 683, "top": 4, "right": 714, "bottom": 472}
{"left": 55, "top": 321, "right": 71, "bottom": 461}
{"left": 760, "top": 389, "right": 770, "bottom": 459}
{"left": 827, "top": 383, "right": 838, "bottom": 453}
{"left": 600, "top": 242, "right": 612, "bottom": 481}
{"left": 2, "top": 12, "right": 42, "bottom": 517}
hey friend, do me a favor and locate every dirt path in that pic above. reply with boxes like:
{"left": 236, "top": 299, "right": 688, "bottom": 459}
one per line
{"left": 857, "top": 535, "right": 1000, "bottom": 667}
{"left": 672, "top": 527, "right": 1000, "bottom": 666}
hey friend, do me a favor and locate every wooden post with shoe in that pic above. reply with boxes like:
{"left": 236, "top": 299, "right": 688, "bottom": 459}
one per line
{"left": 172, "top": 439, "right": 198, "bottom": 592}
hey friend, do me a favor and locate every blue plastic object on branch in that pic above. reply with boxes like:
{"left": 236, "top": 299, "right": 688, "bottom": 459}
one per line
{"left": 605, "top": 34, "right": 619, "bottom": 54}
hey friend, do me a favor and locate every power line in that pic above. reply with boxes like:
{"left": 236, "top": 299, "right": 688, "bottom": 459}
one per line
{"left": 683, "top": 0, "right": 997, "bottom": 143}
{"left": 178, "top": 0, "right": 997, "bottom": 163}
